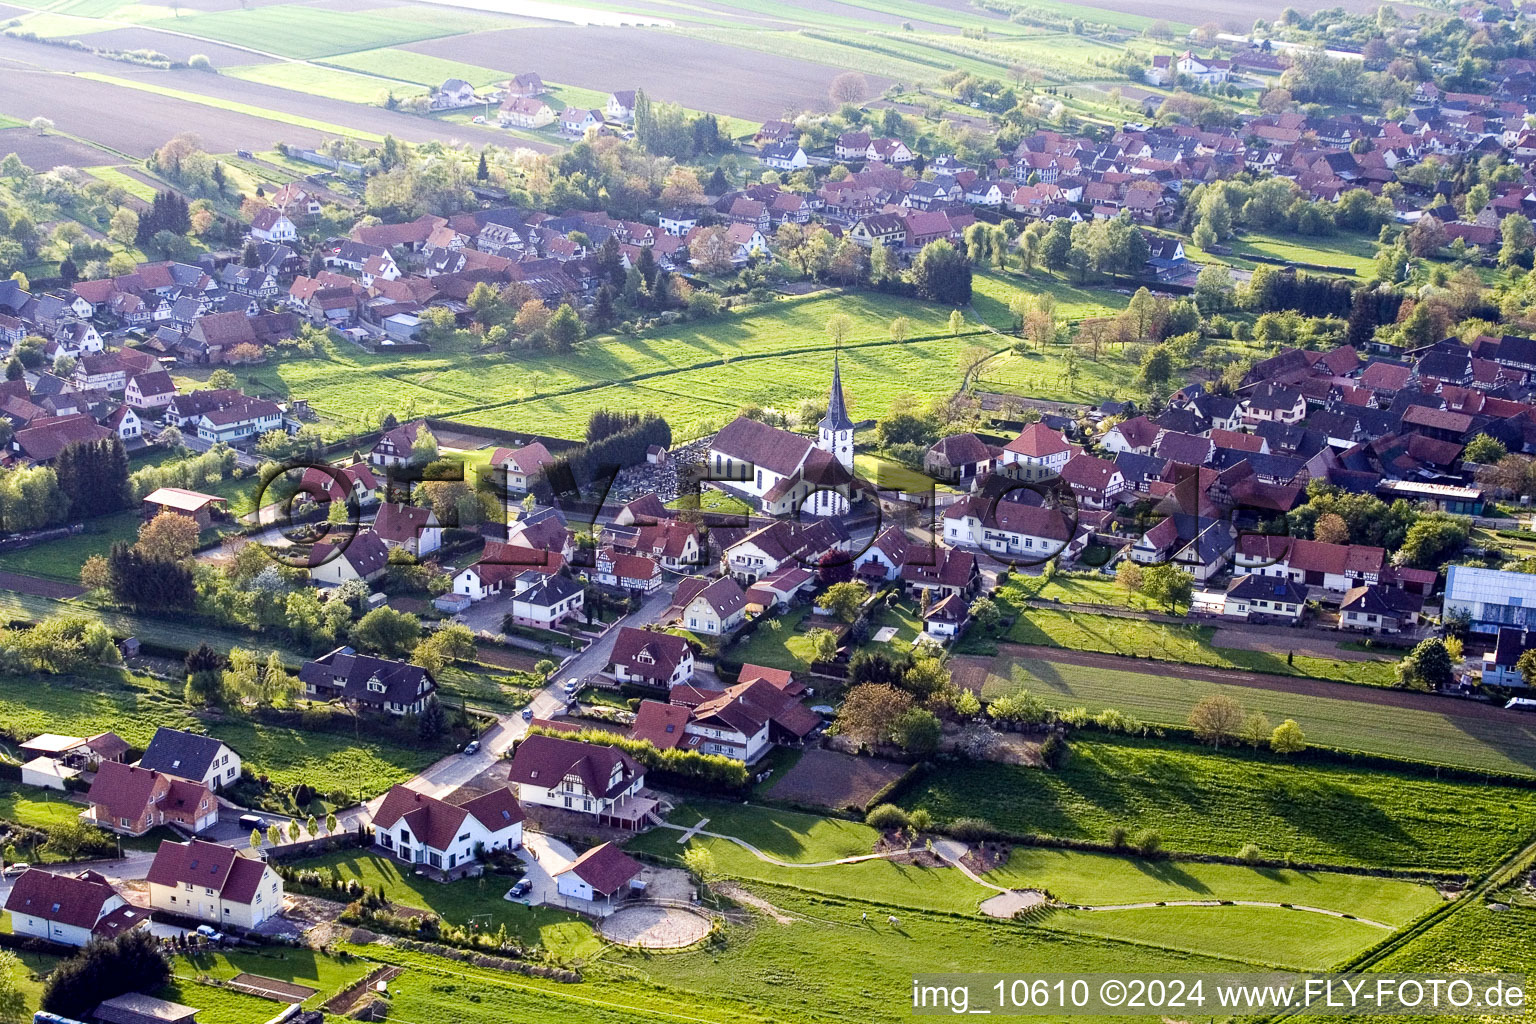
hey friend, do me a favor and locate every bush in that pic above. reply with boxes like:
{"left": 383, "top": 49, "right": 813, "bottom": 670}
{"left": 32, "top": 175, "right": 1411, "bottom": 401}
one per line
{"left": 1039, "top": 733, "right": 1068, "bottom": 769}
{"left": 908, "top": 807, "right": 934, "bottom": 832}
{"left": 1107, "top": 825, "right": 1128, "bottom": 848}
{"left": 865, "top": 803, "right": 910, "bottom": 830}
{"left": 1237, "top": 843, "right": 1262, "bottom": 864}
{"left": 1133, "top": 829, "right": 1162, "bottom": 857}
{"left": 947, "top": 817, "right": 994, "bottom": 842}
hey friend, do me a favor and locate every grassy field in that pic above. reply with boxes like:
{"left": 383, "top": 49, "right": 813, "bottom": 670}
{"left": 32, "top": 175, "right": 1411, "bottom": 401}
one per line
{"left": 987, "top": 847, "right": 1442, "bottom": 925}
{"left": 161, "top": 947, "right": 370, "bottom": 1023}
{"left": 323, "top": 47, "right": 507, "bottom": 90}
{"left": 0, "top": 670, "right": 440, "bottom": 798}
{"left": 224, "top": 62, "right": 426, "bottom": 106}
{"left": 286, "top": 849, "right": 600, "bottom": 957}
{"left": 977, "top": 593, "right": 1399, "bottom": 687}
{"left": 0, "top": 511, "right": 139, "bottom": 583}
{"left": 627, "top": 803, "right": 1422, "bottom": 976}
{"left": 899, "top": 736, "right": 1536, "bottom": 873}
{"left": 0, "top": 781, "right": 88, "bottom": 830}
{"left": 257, "top": 288, "right": 994, "bottom": 441}
{"left": 975, "top": 653, "right": 1536, "bottom": 778}
{"left": 84, "top": 164, "right": 157, "bottom": 201}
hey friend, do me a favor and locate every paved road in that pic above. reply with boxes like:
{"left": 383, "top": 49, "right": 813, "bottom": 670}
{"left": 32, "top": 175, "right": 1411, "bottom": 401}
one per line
{"left": 391, "top": 586, "right": 677, "bottom": 802}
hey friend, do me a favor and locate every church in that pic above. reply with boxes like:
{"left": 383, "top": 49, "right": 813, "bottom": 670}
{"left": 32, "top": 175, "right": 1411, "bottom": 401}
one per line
{"left": 706, "top": 357, "right": 859, "bottom": 517}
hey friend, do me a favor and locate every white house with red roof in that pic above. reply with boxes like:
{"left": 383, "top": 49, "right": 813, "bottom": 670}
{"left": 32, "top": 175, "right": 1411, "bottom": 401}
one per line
{"left": 554, "top": 842, "right": 643, "bottom": 904}
{"left": 669, "top": 575, "right": 747, "bottom": 635}
{"left": 145, "top": 839, "right": 283, "bottom": 929}
{"left": 1001, "top": 422, "right": 1075, "bottom": 481}
{"left": 507, "top": 734, "right": 651, "bottom": 828}
{"left": 249, "top": 208, "right": 297, "bottom": 244}
{"left": 607, "top": 626, "right": 694, "bottom": 688}
{"left": 4, "top": 869, "right": 145, "bottom": 947}
{"left": 371, "top": 784, "right": 525, "bottom": 871}
{"left": 373, "top": 501, "right": 441, "bottom": 557}
{"left": 490, "top": 441, "right": 554, "bottom": 497}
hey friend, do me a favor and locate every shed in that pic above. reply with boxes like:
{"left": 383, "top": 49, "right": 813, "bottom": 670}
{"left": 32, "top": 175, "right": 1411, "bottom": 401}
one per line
{"left": 141, "top": 487, "right": 227, "bottom": 530}
{"left": 21, "top": 756, "right": 79, "bottom": 791}
{"left": 554, "top": 841, "right": 642, "bottom": 903}
{"left": 382, "top": 313, "right": 421, "bottom": 342}
{"left": 94, "top": 993, "right": 200, "bottom": 1024}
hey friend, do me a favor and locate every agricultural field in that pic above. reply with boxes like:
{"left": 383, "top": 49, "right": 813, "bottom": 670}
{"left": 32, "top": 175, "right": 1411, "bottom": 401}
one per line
{"left": 899, "top": 736, "right": 1536, "bottom": 872}
{"left": 970, "top": 652, "right": 1536, "bottom": 777}
{"left": 286, "top": 849, "right": 600, "bottom": 957}
{"left": 0, "top": 669, "right": 441, "bottom": 798}
{"left": 142, "top": 6, "right": 485, "bottom": 60}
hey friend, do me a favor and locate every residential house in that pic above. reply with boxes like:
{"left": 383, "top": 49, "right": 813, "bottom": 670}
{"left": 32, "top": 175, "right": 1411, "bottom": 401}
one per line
{"left": 371, "top": 784, "right": 525, "bottom": 871}
{"left": 592, "top": 549, "right": 663, "bottom": 592}
{"left": 1338, "top": 584, "right": 1420, "bottom": 635}
{"left": 370, "top": 419, "right": 428, "bottom": 468}
{"left": 298, "top": 646, "right": 438, "bottom": 716}
{"left": 670, "top": 575, "right": 747, "bottom": 635}
{"left": 1001, "top": 423, "right": 1075, "bottom": 481}
{"left": 145, "top": 839, "right": 283, "bottom": 929}
{"left": 605, "top": 90, "right": 637, "bottom": 120}
{"left": 560, "top": 107, "right": 603, "bottom": 136}
{"left": 431, "top": 78, "right": 478, "bottom": 110}
{"left": 760, "top": 141, "right": 808, "bottom": 170}
{"left": 137, "top": 727, "right": 240, "bottom": 791}
{"left": 1223, "top": 574, "right": 1307, "bottom": 623}
{"left": 194, "top": 397, "right": 282, "bottom": 445}
{"left": 1481, "top": 626, "right": 1533, "bottom": 687}
{"left": 249, "top": 208, "right": 297, "bottom": 244}
{"left": 125, "top": 371, "right": 177, "bottom": 412}
{"left": 505, "top": 73, "right": 545, "bottom": 97}
{"left": 308, "top": 529, "right": 390, "bottom": 586}
{"left": 608, "top": 627, "right": 694, "bottom": 688}
{"left": 924, "top": 593, "right": 970, "bottom": 637}
{"left": 509, "top": 572, "right": 585, "bottom": 629}
{"left": 507, "top": 734, "right": 651, "bottom": 829}
{"left": 373, "top": 501, "right": 442, "bottom": 558}
{"left": 4, "top": 869, "right": 144, "bottom": 947}
{"left": 83, "top": 761, "right": 217, "bottom": 836}
{"left": 490, "top": 442, "right": 554, "bottom": 496}
{"left": 942, "top": 494, "right": 1074, "bottom": 563}
{"left": 500, "top": 96, "right": 555, "bottom": 129}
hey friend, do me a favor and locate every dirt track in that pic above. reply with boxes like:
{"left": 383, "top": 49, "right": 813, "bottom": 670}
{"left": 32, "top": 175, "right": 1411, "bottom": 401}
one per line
{"left": 996, "top": 643, "right": 1514, "bottom": 723}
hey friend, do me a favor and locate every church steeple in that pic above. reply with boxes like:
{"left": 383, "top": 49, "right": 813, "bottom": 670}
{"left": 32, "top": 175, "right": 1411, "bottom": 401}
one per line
{"left": 817, "top": 354, "right": 854, "bottom": 474}
{"left": 819, "top": 354, "right": 854, "bottom": 434}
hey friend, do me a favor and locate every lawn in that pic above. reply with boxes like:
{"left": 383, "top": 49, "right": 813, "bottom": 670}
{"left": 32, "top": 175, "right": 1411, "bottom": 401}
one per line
{"left": 0, "top": 669, "right": 441, "bottom": 800}
{"left": 85, "top": 165, "right": 157, "bottom": 201}
{"left": 974, "top": 653, "right": 1536, "bottom": 778}
{"left": 162, "top": 947, "right": 371, "bottom": 1022}
{"left": 0, "top": 510, "right": 139, "bottom": 583}
{"left": 628, "top": 801, "right": 880, "bottom": 864}
{"left": 724, "top": 604, "right": 822, "bottom": 672}
{"left": 1046, "top": 904, "right": 1388, "bottom": 970}
{"left": 987, "top": 847, "right": 1442, "bottom": 926}
{"left": 0, "top": 781, "right": 87, "bottom": 830}
{"left": 899, "top": 736, "right": 1536, "bottom": 873}
{"left": 224, "top": 62, "right": 425, "bottom": 106}
{"left": 286, "top": 849, "right": 599, "bottom": 958}
{"left": 1222, "top": 229, "right": 1381, "bottom": 273}
{"left": 435, "top": 663, "right": 540, "bottom": 714}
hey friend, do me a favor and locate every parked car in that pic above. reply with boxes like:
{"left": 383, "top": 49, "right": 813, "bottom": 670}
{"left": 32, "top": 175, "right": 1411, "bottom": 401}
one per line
{"left": 505, "top": 878, "right": 532, "bottom": 900}
{"left": 195, "top": 925, "right": 225, "bottom": 942}
{"left": 521, "top": 708, "right": 534, "bottom": 721}
{"left": 463, "top": 740, "right": 480, "bottom": 755}
{"left": 238, "top": 814, "right": 267, "bottom": 832}
{"left": 563, "top": 678, "right": 580, "bottom": 696}
{"left": 2, "top": 863, "right": 29, "bottom": 877}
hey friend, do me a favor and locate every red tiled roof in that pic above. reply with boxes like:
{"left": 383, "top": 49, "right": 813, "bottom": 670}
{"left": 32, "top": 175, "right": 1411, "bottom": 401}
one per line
{"left": 557, "top": 842, "right": 641, "bottom": 896}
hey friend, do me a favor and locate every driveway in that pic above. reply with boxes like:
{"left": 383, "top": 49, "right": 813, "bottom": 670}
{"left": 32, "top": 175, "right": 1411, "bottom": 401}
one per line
{"left": 515, "top": 830, "right": 577, "bottom": 909}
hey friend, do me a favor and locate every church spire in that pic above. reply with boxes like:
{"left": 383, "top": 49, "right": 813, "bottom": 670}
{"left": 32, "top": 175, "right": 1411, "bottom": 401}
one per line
{"left": 819, "top": 354, "right": 853, "bottom": 433}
